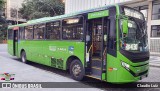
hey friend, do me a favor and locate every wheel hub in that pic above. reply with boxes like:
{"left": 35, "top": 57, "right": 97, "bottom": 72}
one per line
{"left": 72, "top": 64, "right": 81, "bottom": 77}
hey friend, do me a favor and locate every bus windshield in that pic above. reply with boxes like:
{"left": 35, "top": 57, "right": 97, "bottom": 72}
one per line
{"left": 120, "top": 7, "right": 148, "bottom": 53}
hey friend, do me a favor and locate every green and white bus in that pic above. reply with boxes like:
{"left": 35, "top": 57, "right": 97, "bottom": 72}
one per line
{"left": 7, "top": 4, "right": 149, "bottom": 83}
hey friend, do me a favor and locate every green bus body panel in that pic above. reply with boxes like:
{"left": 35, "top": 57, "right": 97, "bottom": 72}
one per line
{"left": 117, "top": 52, "right": 149, "bottom": 82}
{"left": 107, "top": 54, "right": 118, "bottom": 82}
{"left": 17, "top": 40, "right": 85, "bottom": 70}
{"left": 88, "top": 10, "right": 109, "bottom": 19}
{"left": 106, "top": 5, "right": 120, "bottom": 82}
{"left": 8, "top": 40, "right": 14, "bottom": 56}
{"left": 107, "top": 52, "right": 149, "bottom": 83}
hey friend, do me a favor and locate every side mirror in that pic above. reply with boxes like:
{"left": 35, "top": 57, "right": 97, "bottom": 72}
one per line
{"left": 122, "top": 19, "right": 128, "bottom": 34}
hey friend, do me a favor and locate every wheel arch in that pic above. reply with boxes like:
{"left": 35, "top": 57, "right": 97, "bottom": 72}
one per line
{"left": 20, "top": 49, "right": 25, "bottom": 56}
{"left": 66, "top": 55, "right": 82, "bottom": 70}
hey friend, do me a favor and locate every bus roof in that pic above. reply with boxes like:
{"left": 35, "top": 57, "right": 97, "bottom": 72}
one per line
{"left": 8, "top": 4, "right": 119, "bottom": 29}
{"left": 8, "top": 23, "right": 27, "bottom": 29}
{"left": 27, "top": 4, "right": 118, "bottom": 24}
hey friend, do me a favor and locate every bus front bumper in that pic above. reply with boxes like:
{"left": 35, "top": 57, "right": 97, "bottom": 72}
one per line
{"left": 116, "top": 62, "right": 149, "bottom": 83}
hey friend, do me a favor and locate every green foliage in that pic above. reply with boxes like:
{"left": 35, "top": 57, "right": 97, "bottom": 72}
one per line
{"left": 0, "top": 0, "right": 7, "bottom": 42}
{"left": 0, "top": 18, "right": 7, "bottom": 41}
{"left": 0, "top": 28, "right": 7, "bottom": 40}
{"left": 0, "top": 0, "right": 5, "bottom": 10}
{"left": 19, "top": 0, "right": 65, "bottom": 20}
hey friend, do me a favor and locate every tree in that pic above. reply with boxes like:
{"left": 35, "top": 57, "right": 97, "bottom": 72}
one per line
{"left": 0, "top": 0, "right": 7, "bottom": 42}
{"left": 0, "top": 0, "right": 5, "bottom": 17}
{"left": 0, "top": 0, "right": 4, "bottom": 10}
{"left": 19, "top": 0, "right": 65, "bottom": 20}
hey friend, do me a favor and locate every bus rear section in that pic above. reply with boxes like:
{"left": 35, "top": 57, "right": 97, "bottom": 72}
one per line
{"left": 8, "top": 26, "right": 19, "bottom": 56}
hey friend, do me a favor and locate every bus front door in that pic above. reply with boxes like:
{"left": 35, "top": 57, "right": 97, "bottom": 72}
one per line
{"left": 86, "top": 17, "right": 108, "bottom": 80}
{"left": 13, "top": 29, "right": 18, "bottom": 56}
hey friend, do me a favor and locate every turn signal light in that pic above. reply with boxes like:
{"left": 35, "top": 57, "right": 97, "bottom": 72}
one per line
{"left": 108, "top": 67, "right": 113, "bottom": 71}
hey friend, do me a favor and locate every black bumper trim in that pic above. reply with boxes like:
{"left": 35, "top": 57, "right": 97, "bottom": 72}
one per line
{"left": 129, "top": 70, "right": 148, "bottom": 77}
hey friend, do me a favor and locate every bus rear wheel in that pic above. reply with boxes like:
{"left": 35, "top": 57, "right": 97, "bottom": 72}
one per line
{"left": 21, "top": 51, "right": 27, "bottom": 63}
{"left": 70, "top": 59, "right": 84, "bottom": 81}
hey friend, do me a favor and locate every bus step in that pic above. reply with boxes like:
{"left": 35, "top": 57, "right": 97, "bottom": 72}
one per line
{"left": 86, "top": 74, "right": 101, "bottom": 80}
{"left": 92, "top": 59, "right": 102, "bottom": 67}
{"left": 91, "top": 57, "right": 101, "bottom": 61}
{"left": 92, "top": 53, "right": 101, "bottom": 57}
{"left": 91, "top": 66, "right": 102, "bottom": 76}
{"left": 85, "top": 66, "right": 91, "bottom": 74}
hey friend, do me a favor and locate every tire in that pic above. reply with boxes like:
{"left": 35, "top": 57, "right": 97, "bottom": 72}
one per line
{"left": 70, "top": 59, "right": 85, "bottom": 81}
{"left": 21, "top": 51, "right": 27, "bottom": 63}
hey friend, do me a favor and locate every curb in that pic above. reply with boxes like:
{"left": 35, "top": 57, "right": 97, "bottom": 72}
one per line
{"left": 150, "top": 65, "right": 160, "bottom": 68}
{"left": 150, "top": 53, "right": 160, "bottom": 57}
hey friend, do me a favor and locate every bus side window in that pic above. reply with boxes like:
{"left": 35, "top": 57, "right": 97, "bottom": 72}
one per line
{"left": 8, "top": 29, "right": 13, "bottom": 40}
{"left": 34, "top": 24, "right": 45, "bottom": 39}
{"left": 108, "top": 18, "right": 116, "bottom": 49}
{"left": 107, "top": 8, "right": 117, "bottom": 57}
{"left": 46, "top": 21, "right": 60, "bottom": 40}
{"left": 19, "top": 27, "right": 25, "bottom": 40}
{"left": 62, "top": 16, "right": 84, "bottom": 40}
{"left": 25, "top": 26, "right": 33, "bottom": 40}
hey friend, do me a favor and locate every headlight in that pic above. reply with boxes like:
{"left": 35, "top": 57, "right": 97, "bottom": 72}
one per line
{"left": 121, "top": 61, "right": 130, "bottom": 70}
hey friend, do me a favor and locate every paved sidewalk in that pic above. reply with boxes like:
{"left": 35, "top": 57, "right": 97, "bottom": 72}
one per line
{"left": 150, "top": 56, "right": 160, "bottom": 67}
{"left": 0, "top": 44, "right": 7, "bottom": 52}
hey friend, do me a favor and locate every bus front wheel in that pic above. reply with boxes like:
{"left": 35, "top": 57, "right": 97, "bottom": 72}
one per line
{"left": 70, "top": 59, "right": 84, "bottom": 81}
{"left": 21, "top": 51, "right": 27, "bottom": 63}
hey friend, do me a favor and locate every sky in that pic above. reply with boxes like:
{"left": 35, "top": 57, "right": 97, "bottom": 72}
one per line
{"left": 9, "top": 0, "right": 24, "bottom": 8}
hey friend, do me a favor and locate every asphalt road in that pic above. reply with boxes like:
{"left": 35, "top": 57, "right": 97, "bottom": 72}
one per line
{"left": 0, "top": 44, "right": 160, "bottom": 91}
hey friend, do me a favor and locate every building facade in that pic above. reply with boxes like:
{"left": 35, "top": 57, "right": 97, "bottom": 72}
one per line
{"left": 65, "top": 0, "right": 160, "bottom": 54}
{"left": 4, "top": 0, "right": 26, "bottom": 24}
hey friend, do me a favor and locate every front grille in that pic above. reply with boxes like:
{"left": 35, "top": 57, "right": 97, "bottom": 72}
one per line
{"left": 129, "top": 70, "right": 148, "bottom": 77}
{"left": 138, "top": 70, "right": 148, "bottom": 76}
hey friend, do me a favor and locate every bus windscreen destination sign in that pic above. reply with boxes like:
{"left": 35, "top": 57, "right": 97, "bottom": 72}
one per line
{"left": 88, "top": 10, "right": 109, "bottom": 19}
{"left": 124, "top": 7, "right": 144, "bottom": 20}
